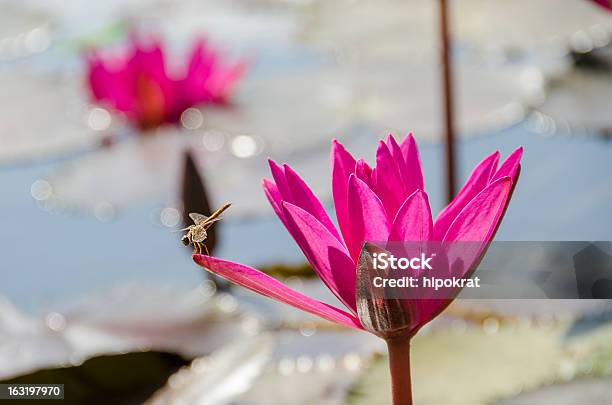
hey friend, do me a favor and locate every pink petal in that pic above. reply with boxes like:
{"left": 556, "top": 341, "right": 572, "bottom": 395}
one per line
{"left": 205, "top": 61, "right": 246, "bottom": 103}
{"left": 283, "top": 164, "right": 342, "bottom": 241}
{"left": 414, "top": 176, "right": 516, "bottom": 335}
{"left": 87, "top": 55, "right": 136, "bottom": 114}
{"left": 331, "top": 139, "right": 357, "bottom": 248}
{"left": 433, "top": 151, "right": 500, "bottom": 240}
{"left": 181, "top": 38, "right": 245, "bottom": 105}
{"left": 268, "top": 159, "right": 293, "bottom": 201}
{"left": 346, "top": 175, "right": 391, "bottom": 261}
{"left": 492, "top": 147, "right": 523, "bottom": 182}
{"left": 193, "top": 255, "right": 362, "bottom": 329}
{"left": 442, "top": 176, "right": 513, "bottom": 242}
{"left": 375, "top": 140, "right": 406, "bottom": 217}
{"left": 389, "top": 189, "right": 433, "bottom": 241}
{"left": 355, "top": 159, "right": 375, "bottom": 189}
{"left": 399, "top": 133, "right": 425, "bottom": 195}
{"left": 262, "top": 178, "right": 287, "bottom": 226}
{"left": 281, "top": 202, "right": 357, "bottom": 313}
{"left": 128, "top": 40, "right": 178, "bottom": 124}
{"left": 386, "top": 134, "right": 410, "bottom": 192}
{"left": 264, "top": 181, "right": 355, "bottom": 313}
{"left": 181, "top": 39, "right": 214, "bottom": 104}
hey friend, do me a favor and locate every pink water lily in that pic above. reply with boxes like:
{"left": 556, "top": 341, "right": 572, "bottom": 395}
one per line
{"left": 194, "top": 134, "right": 521, "bottom": 404}
{"left": 87, "top": 36, "right": 245, "bottom": 131}
{"left": 194, "top": 134, "right": 522, "bottom": 332}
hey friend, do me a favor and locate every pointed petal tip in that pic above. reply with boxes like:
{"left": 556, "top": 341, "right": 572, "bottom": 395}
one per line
{"left": 400, "top": 131, "right": 418, "bottom": 150}
{"left": 262, "top": 177, "right": 274, "bottom": 187}
{"left": 348, "top": 171, "right": 364, "bottom": 188}
{"left": 192, "top": 253, "right": 212, "bottom": 266}
{"left": 490, "top": 149, "right": 501, "bottom": 165}
{"left": 513, "top": 146, "right": 524, "bottom": 157}
{"left": 331, "top": 138, "right": 349, "bottom": 152}
{"left": 503, "top": 146, "right": 523, "bottom": 161}
{"left": 268, "top": 158, "right": 286, "bottom": 174}
{"left": 495, "top": 175, "right": 513, "bottom": 184}
{"left": 413, "top": 188, "right": 431, "bottom": 202}
{"left": 502, "top": 146, "right": 523, "bottom": 161}
{"left": 492, "top": 147, "right": 524, "bottom": 182}
{"left": 281, "top": 162, "right": 294, "bottom": 172}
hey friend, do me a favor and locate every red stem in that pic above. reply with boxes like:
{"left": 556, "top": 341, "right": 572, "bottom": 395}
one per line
{"left": 439, "top": 0, "right": 456, "bottom": 203}
{"left": 386, "top": 337, "right": 413, "bottom": 405}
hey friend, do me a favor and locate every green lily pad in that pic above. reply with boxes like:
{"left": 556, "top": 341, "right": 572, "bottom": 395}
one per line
{"left": 348, "top": 325, "right": 566, "bottom": 405}
{"left": 1, "top": 351, "right": 187, "bottom": 405}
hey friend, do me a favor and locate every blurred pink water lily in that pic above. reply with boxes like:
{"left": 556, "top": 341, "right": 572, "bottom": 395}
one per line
{"left": 194, "top": 134, "right": 522, "bottom": 333}
{"left": 87, "top": 36, "right": 245, "bottom": 131}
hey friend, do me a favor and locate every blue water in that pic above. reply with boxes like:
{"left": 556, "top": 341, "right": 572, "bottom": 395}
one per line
{"left": 1, "top": 122, "right": 611, "bottom": 314}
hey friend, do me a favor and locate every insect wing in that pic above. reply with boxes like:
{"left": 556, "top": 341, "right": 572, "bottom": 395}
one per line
{"left": 202, "top": 218, "right": 221, "bottom": 229}
{"left": 207, "top": 203, "right": 232, "bottom": 222}
{"left": 190, "top": 226, "right": 208, "bottom": 243}
{"left": 172, "top": 226, "right": 193, "bottom": 233}
{"left": 189, "top": 213, "right": 208, "bottom": 225}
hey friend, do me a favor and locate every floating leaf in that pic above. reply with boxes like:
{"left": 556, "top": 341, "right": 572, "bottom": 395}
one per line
{"left": 348, "top": 325, "right": 566, "bottom": 405}
{"left": 0, "top": 72, "right": 107, "bottom": 165}
{"left": 146, "top": 335, "right": 273, "bottom": 405}
{"left": 1, "top": 351, "right": 187, "bottom": 405}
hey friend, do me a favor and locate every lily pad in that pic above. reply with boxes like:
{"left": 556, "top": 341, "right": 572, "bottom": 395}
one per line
{"left": 301, "top": 0, "right": 612, "bottom": 60}
{"left": 1, "top": 351, "right": 187, "bottom": 405}
{"left": 496, "top": 378, "right": 612, "bottom": 404}
{"left": 145, "top": 335, "right": 273, "bottom": 405}
{"left": 348, "top": 325, "right": 566, "bottom": 405}
{"left": 201, "top": 63, "right": 537, "bottom": 145}
{"left": 0, "top": 3, "right": 53, "bottom": 62}
{"left": 534, "top": 67, "right": 612, "bottom": 135}
{"left": 45, "top": 127, "right": 335, "bottom": 218}
{"left": 0, "top": 71, "right": 109, "bottom": 165}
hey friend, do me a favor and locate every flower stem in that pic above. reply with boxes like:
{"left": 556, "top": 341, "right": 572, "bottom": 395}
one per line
{"left": 439, "top": 0, "right": 457, "bottom": 202}
{"left": 385, "top": 337, "right": 413, "bottom": 405}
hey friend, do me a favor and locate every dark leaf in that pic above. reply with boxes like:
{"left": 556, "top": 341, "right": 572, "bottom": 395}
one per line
{"left": 181, "top": 150, "right": 217, "bottom": 254}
